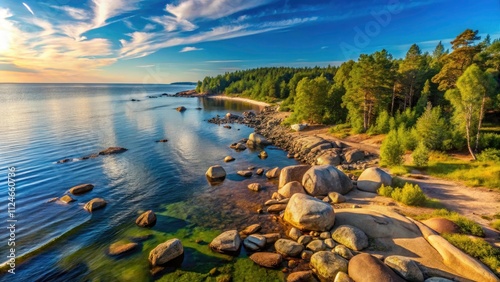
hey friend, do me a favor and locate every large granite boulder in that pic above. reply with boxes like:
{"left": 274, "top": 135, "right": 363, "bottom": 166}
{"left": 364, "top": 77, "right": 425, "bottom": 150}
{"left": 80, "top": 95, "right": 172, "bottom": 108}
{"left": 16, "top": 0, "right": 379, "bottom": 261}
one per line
{"left": 136, "top": 210, "right": 157, "bottom": 228}
{"left": 278, "top": 181, "right": 306, "bottom": 198}
{"left": 249, "top": 252, "right": 282, "bottom": 268}
{"left": 331, "top": 225, "right": 369, "bottom": 251}
{"left": 348, "top": 253, "right": 405, "bottom": 282}
{"left": 302, "top": 165, "right": 353, "bottom": 196}
{"left": 209, "top": 230, "right": 241, "bottom": 254}
{"left": 69, "top": 184, "right": 94, "bottom": 195}
{"left": 149, "top": 238, "right": 184, "bottom": 266}
{"left": 205, "top": 165, "right": 226, "bottom": 182}
{"left": 274, "top": 239, "right": 304, "bottom": 257}
{"left": 310, "top": 251, "right": 348, "bottom": 281}
{"left": 279, "top": 165, "right": 311, "bottom": 188}
{"left": 344, "top": 149, "right": 365, "bottom": 163}
{"left": 357, "top": 167, "right": 392, "bottom": 193}
{"left": 384, "top": 255, "right": 424, "bottom": 282}
{"left": 83, "top": 198, "right": 107, "bottom": 212}
{"left": 284, "top": 193, "right": 335, "bottom": 231}
{"left": 266, "top": 167, "right": 281, "bottom": 179}
{"left": 316, "top": 150, "right": 341, "bottom": 166}
{"left": 248, "top": 133, "right": 271, "bottom": 145}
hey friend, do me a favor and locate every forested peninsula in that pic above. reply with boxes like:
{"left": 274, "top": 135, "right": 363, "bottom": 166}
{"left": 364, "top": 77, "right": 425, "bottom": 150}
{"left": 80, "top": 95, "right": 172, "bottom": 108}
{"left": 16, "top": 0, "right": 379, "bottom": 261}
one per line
{"left": 196, "top": 29, "right": 500, "bottom": 163}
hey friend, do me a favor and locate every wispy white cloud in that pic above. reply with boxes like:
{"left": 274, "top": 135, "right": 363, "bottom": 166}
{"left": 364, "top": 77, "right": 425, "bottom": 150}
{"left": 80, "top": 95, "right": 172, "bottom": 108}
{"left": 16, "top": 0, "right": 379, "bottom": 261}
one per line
{"left": 50, "top": 6, "right": 88, "bottom": 20}
{"left": 137, "top": 64, "right": 155, "bottom": 68}
{"left": 180, "top": 46, "right": 203, "bottom": 52}
{"left": 149, "top": 15, "right": 197, "bottom": 32}
{"left": 22, "top": 3, "right": 34, "bottom": 15}
{"left": 166, "top": 0, "right": 278, "bottom": 21}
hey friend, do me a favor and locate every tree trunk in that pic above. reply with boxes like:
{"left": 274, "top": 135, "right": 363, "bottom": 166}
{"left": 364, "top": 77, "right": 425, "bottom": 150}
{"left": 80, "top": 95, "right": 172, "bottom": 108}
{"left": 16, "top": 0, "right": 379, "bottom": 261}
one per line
{"left": 466, "top": 106, "right": 477, "bottom": 160}
{"left": 474, "top": 95, "right": 486, "bottom": 153}
{"left": 409, "top": 80, "right": 414, "bottom": 109}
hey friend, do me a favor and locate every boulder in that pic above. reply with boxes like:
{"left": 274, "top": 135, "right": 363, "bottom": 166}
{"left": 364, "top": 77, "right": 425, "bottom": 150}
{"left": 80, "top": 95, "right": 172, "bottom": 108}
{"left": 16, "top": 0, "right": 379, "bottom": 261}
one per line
{"left": 278, "top": 181, "right": 306, "bottom": 198}
{"left": 247, "top": 183, "right": 261, "bottom": 192}
{"left": 334, "top": 245, "right": 354, "bottom": 260}
{"left": 240, "top": 224, "right": 261, "bottom": 236}
{"left": 291, "top": 124, "right": 308, "bottom": 131}
{"left": 176, "top": 106, "right": 186, "bottom": 112}
{"left": 384, "top": 255, "right": 424, "bottom": 282}
{"left": 284, "top": 193, "right": 335, "bottom": 231}
{"left": 348, "top": 253, "right": 405, "bottom": 282}
{"left": 328, "top": 192, "right": 347, "bottom": 204}
{"left": 98, "top": 147, "right": 127, "bottom": 155}
{"left": 136, "top": 210, "right": 157, "bottom": 228}
{"left": 249, "top": 252, "right": 283, "bottom": 268}
{"left": 243, "top": 234, "right": 267, "bottom": 251}
{"left": 108, "top": 242, "right": 138, "bottom": 256}
{"left": 267, "top": 204, "right": 287, "bottom": 213}
{"left": 237, "top": 170, "right": 252, "bottom": 177}
{"left": 306, "top": 240, "right": 326, "bottom": 252}
{"left": 83, "top": 198, "right": 107, "bottom": 212}
{"left": 149, "top": 238, "right": 184, "bottom": 266}
{"left": 230, "top": 143, "right": 247, "bottom": 151}
{"left": 262, "top": 233, "right": 280, "bottom": 244}
{"left": 209, "top": 230, "right": 241, "bottom": 254}
{"left": 60, "top": 195, "right": 75, "bottom": 203}
{"left": 301, "top": 250, "right": 314, "bottom": 261}
{"left": 331, "top": 225, "right": 369, "bottom": 251}
{"left": 288, "top": 227, "right": 302, "bottom": 241}
{"left": 316, "top": 150, "right": 342, "bottom": 166}
{"left": 298, "top": 235, "right": 312, "bottom": 245}
{"left": 266, "top": 167, "right": 281, "bottom": 179}
{"left": 279, "top": 165, "right": 311, "bottom": 188}
{"left": 422, "top": 218, "right": 460, "bottom": 235}
{"left": 258, "top": 151, "right": 268, "bottom": 159}
{"left": 287, "top": 271, "right": 318, "bottom": 282}
{"left": 302, "top": 165, "right": 353, "bottom": 196}
{"left": 334, "top": 272, "right": 354, "bottom": 282}
{"left": 357, "top": 167, "right": 392, "bottom": 193}
{"left": 310, "top": 251, "right": 348, "bottom": 281}
{"left": 256, "top": 168, "right": 265, "bottom": 175}
{"left": 224, "top": 156, "right": 235, "bottom": 162}
{"left": 69, "top": 184, "right": 94, "bottom": 195}
{"left": 205, "top": 165, "right": 226, "bottom": 182}
{"left": 249, "top": 133, "right": 271, "bottom": 145}
{"left": 274, "top": 239, "right": 304, "bottom": 257}
{"left": 344, "top": 149, "right": 365, "bottom": 164}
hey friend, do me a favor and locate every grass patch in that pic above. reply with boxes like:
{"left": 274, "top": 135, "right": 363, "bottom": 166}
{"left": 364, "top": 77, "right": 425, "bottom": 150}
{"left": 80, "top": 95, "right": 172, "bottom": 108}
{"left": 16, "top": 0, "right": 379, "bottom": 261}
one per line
{"left": 389, "top": 165, "right": 411, "bottom": 176}
{"left": 492, "top": 220, "right": 500, "bottom": 231}
{"left": 414, "top": 209, "right": 485, "bottom": 237}
{"left": 329, "top": 123, "right": 351, "bottom": 139}
{"left": 442, "top": 233, "right": 500, "bottom": 276}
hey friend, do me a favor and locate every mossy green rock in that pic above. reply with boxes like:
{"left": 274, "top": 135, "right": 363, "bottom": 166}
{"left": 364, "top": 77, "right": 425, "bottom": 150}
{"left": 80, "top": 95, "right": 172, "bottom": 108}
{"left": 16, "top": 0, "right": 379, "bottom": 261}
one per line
{"left": 310, "top": 251, "right": 348, "bottom": 280}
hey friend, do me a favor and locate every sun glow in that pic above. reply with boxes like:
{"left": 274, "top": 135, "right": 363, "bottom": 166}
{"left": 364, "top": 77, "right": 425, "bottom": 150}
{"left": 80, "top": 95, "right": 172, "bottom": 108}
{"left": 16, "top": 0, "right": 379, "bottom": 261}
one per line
{"left": 0, "top": 29, "right": 11, "bottom": 53}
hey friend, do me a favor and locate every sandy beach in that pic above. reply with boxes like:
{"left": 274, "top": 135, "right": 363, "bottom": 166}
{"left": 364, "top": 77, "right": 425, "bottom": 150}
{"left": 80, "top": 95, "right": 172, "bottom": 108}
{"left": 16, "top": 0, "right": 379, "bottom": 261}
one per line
{"left": 207, "top": 94, "right": 270, "bottom": 107}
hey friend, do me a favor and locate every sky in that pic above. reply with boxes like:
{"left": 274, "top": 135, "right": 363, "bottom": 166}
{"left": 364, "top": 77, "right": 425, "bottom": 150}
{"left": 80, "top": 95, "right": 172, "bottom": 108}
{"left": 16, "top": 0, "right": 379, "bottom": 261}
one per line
{"left": 0, "top": 0, "right": 499, "bottom": 83}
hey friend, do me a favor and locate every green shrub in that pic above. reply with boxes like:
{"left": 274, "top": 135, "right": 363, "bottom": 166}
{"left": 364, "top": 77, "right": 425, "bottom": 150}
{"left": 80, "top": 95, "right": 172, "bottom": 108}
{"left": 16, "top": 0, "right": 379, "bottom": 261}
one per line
{"left": 397, "top": 125, "right": 418, "bottom": 151}
{"left": 412, "top": 141, "right": 430, "bottom": 167}
{"left": 380, "top": 129, "right": 405, "bottom": 166}
{"left": 377, "top": 184, "right": 394, "bottom": 197}
{"left": 442, "top": 234, "right": 500, "bottom": 276}
{"left": 371, "top": 110, "right": 391, "bottom": 134}
{"left": 477, "top": 148, "right": 500, "bottom": 162}
{"left": 391, "top": 183, "right": 427, "bottom": 206}
{"left": 479, "top": 133, "right": 500, "bottom": 149}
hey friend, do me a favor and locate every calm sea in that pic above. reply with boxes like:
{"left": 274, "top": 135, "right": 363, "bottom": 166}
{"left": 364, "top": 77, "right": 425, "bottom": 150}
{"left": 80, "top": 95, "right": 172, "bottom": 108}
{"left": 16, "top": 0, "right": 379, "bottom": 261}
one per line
{"left": 0, "top": 84, "right": 297, "bottom": 281}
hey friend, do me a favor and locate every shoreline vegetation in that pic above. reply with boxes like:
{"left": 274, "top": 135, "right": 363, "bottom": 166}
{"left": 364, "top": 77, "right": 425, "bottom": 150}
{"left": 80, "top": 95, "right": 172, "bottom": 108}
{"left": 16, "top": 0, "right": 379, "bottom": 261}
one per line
{"left": 160, "top": 27, "right": 500, "bottom": 280}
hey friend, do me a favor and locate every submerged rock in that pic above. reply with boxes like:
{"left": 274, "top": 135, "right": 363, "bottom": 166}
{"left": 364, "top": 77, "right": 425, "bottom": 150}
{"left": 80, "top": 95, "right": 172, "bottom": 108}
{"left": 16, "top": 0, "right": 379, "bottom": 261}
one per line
{"left": 60, "top": 195, "right": 75, "bottom": 204}
{"left": 84, "top": 198, "right": 107, "bottom": 212}
{"left": 176, "top": 106, "right": 186, "bottom": 112}
{"left": 249, "top": 252, "right": 282, "bottom": 268}
{"left": 69, "top": 183, "right": 94, "bottom": 195}
{"left": 149, "top": 238, "right": 184, "bottom": 266}
{"left": 247, "top": 183, "right": 261, "bottom": 192}
{"left": 258, "top": 151, "right": 268, "bottom": 159}
{"left": 224, "top": 156, "right": 235, "bottom": 162}
{"left": 136, "top": 210, "right": 157, "bottom": 228}
{"left": 237, "top": 170, "right": 253, "bottom": 177}
{"left": 98, "top": 147, "right": 128, "bottom": 155}
{"left": 108, "top": 242, "right": 138, "bottom": 256}
{"left": 156, "top": 139, "right": 168, "bottom": 143}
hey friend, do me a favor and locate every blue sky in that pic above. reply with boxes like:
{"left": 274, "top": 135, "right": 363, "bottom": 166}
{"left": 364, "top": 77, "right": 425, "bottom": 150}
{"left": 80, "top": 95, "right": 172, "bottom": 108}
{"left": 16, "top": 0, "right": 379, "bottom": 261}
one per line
{"left": 0, "top": 0, "right": 499, "bottom": 83}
